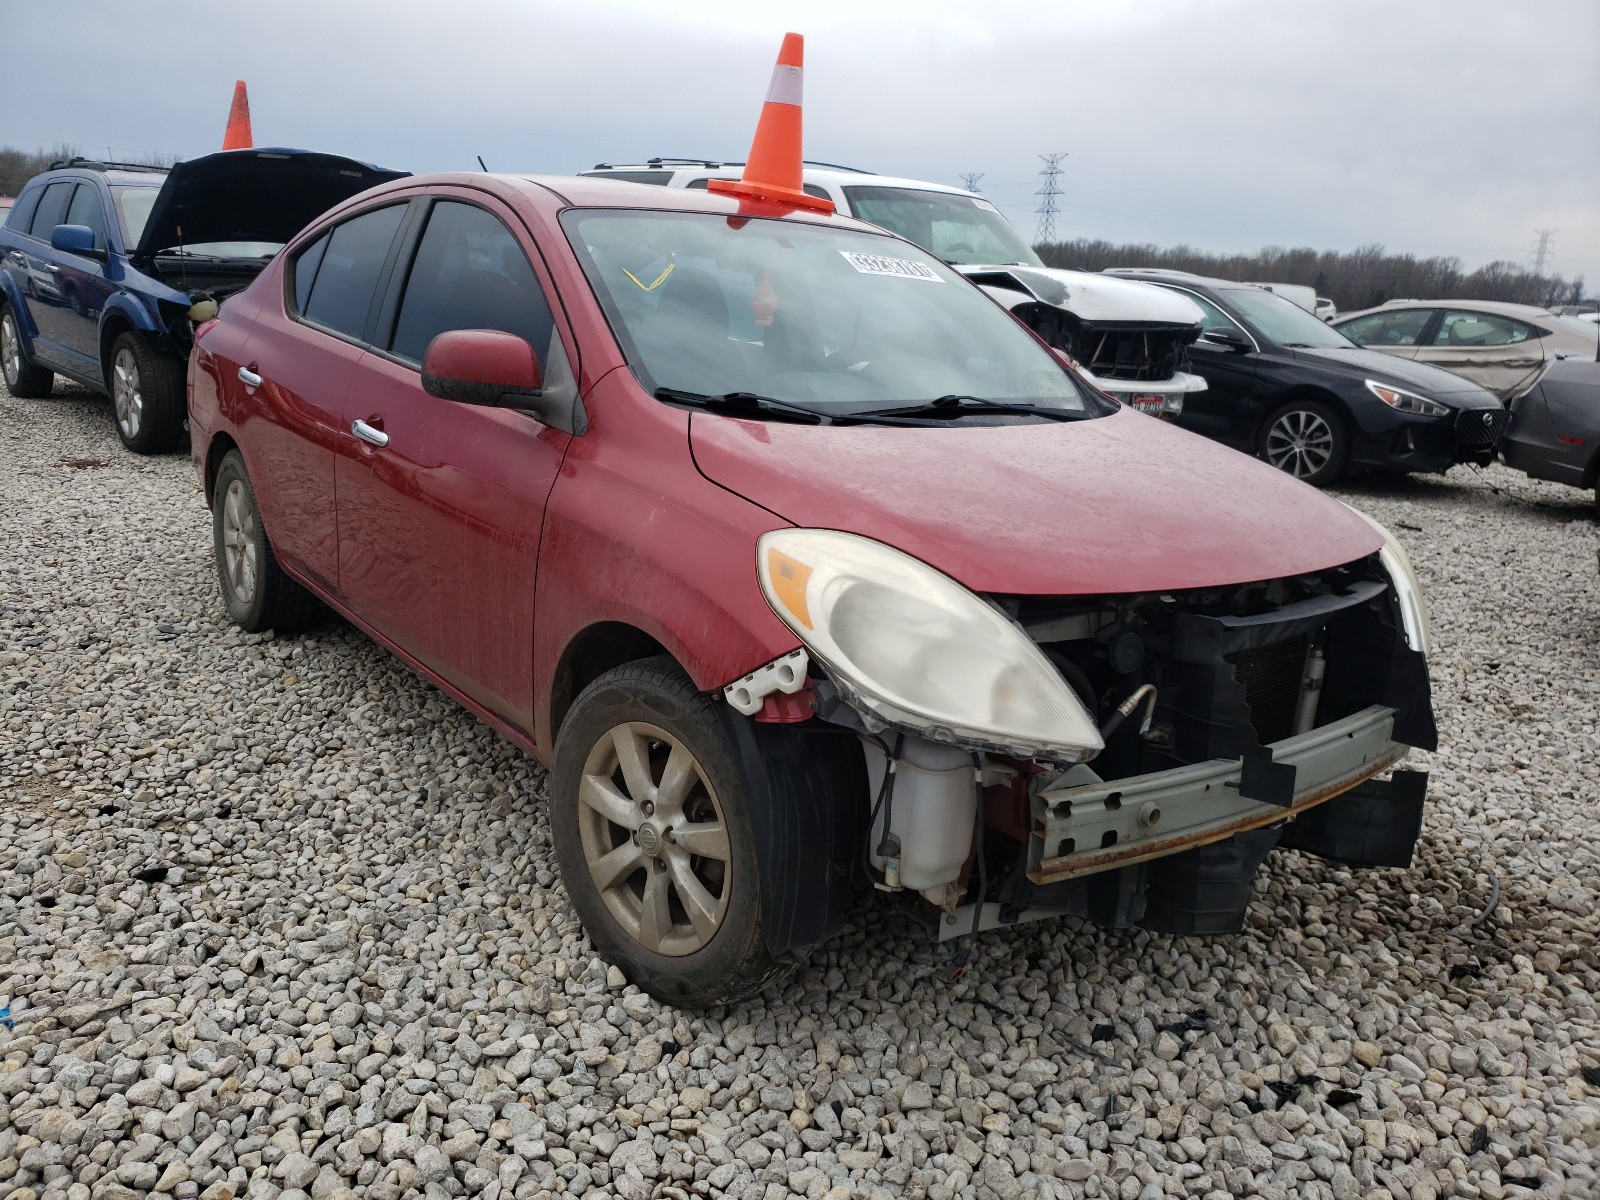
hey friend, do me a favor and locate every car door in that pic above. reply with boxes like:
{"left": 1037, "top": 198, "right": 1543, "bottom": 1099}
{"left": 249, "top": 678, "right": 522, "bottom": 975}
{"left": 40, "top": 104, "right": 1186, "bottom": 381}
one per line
{"left": 335, "top": 194, "right": 573, "bottom": 730}
{"left": 1167, "top": 288, "right": 1260, "bottom": 448}
{"left": 243, "top": 201, "right": 411, "bottom": 594}
{"left": 1417, "top": 309, "right": 1544, "bottom": 399}
{"left": 15, "top": 180, "right": 77, "bottom": 364}
{"left": 52, "top": 183, "right": 118, "bottom": 365}
{"left": 1335, "top": 308, "right": 1436, "bottom": 361}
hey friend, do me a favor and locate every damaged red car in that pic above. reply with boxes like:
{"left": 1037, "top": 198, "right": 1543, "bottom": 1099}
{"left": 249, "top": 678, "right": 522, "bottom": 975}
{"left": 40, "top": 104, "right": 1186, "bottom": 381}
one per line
{"left": 188, "top": 173, "right": 1437, "bottom": 1006}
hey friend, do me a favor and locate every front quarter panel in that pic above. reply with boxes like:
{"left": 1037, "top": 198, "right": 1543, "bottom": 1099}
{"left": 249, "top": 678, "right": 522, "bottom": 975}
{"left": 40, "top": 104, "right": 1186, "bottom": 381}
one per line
{"left": 532, "top": 370, "right": 800, "bottom": 758}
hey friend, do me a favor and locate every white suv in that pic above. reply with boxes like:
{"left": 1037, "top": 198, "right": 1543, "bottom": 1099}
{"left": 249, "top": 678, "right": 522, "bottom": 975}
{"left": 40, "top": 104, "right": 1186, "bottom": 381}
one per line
{"left": 582, "top": 159, "right": 1208, "bottom": 415}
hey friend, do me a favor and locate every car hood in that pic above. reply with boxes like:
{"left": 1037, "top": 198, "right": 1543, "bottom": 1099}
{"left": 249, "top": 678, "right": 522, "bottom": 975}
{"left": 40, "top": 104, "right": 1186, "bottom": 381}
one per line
{"left": 690, "top": 407, "right": 1382, "bottom": 596}
{"left": 132, "top": 148, "right": 408, "bottom": 259}
{"left": 1291, "top": 346, "right": 1502, "bottom": 407}
{"left": 959, "top": 265, "right": 1205, "bottom": 327}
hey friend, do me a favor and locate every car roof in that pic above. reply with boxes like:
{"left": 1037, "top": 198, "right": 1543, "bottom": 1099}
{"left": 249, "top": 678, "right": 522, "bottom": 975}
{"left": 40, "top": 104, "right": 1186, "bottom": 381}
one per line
{"left": 584, "top": 161, "right": 977, "bottom": 198}
{"left": 1105, "top": 268, "right": 1264, "bottom": 291}
{"left": 383, "top": 172, "right": 889, "bottom": 234}
{"left": 1351, "top": 298, "right": 1558, "bottom": 319}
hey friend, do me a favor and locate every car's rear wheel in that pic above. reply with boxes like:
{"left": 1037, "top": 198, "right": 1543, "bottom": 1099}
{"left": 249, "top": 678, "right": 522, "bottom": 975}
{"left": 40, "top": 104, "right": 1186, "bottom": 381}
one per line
{"left": 110, "top": 331, "right": 184, "bottom": 454}
{"left": 1260, "top": 398, "right": 1349, "bottom": 486}
{"left": 551, "top": 657, "right": 787, "bottom": 1007}
{"left": 1, "top": 303, "right": 55, "bottom": 399}
{"left": 211, "top": 450, "right": 322, "bottom": 633}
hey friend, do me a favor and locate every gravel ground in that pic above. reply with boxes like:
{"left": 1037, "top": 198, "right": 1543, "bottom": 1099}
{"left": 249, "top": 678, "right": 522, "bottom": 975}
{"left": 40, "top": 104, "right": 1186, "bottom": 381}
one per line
{"left": 2, "top": 378, "right": 1598, "bottom": 1200}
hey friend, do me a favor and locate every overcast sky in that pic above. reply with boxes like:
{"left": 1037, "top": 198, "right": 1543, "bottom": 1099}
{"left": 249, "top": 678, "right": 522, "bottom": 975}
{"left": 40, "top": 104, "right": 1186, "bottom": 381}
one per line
{"left": 5, "top": 0, "right": 1597, "bottom": 289}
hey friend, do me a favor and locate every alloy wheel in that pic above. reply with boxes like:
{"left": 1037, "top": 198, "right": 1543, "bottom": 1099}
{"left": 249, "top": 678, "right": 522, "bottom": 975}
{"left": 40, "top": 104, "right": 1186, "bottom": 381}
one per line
{"left": 1265, "top": 409, "right": 1335, "bottom": 479}
{"left": 577, "top": 721, "right": 733, "bottom": 957}
{"left": 112, "top": 347, "right": 143, "bottom": 440}
{"left": 1, "top": 313, "right": 19, "bottom": 386}
{"left": 220, "top": 479, "right": 259, "bottom": 604}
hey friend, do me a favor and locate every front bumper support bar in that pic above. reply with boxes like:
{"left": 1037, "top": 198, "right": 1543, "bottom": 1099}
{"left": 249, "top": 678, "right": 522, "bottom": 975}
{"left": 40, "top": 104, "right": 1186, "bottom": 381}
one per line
{"left": 1027, "top": 704, "right": 1407, "bottom": 886}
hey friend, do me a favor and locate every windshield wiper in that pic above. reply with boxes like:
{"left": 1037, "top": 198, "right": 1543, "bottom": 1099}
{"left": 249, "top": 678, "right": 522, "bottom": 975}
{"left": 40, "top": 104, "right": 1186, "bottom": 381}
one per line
{"left": 654, "top": 387, "right": 832, "bottom": 425}
{"left": 850, "top": 394, "right": 1082, "bottom": 422}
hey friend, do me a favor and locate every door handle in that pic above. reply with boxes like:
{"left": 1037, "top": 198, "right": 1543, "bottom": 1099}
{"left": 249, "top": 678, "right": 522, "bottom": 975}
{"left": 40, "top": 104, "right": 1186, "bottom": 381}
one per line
{"left": 237, "top": 366, "right": 263, "bottom": 387}
{"left": 352, "top": 418, "right": 389, "bottom": 448}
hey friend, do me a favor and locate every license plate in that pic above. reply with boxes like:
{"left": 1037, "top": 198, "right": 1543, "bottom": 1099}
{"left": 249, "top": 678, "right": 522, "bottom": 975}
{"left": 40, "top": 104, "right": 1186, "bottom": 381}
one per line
{"left": 1127, "top": 394, "right": 1166, "bottom": 415}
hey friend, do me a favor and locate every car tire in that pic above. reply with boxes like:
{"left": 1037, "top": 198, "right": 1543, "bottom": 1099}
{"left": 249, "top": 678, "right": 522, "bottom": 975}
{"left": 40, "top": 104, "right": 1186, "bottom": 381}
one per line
{"left": 110, "top": 330, "right": 185, "bottom": 454}
{"left": 211, "top": 450, "right": 322, "bottom": 633}
{"left": 1259, "top": 398, "right": 1350, "bottom": 486}
{"left": 1, "top": 302, "right": 55, "bottom": 399}
{"left": 550, "top": 656, "right": 788, "bottom": 1007}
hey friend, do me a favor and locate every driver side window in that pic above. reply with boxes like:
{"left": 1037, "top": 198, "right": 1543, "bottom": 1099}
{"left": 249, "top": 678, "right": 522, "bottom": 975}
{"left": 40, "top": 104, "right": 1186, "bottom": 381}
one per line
{"left": 1184, "top": 292, "right": 1246, "bottom": 337}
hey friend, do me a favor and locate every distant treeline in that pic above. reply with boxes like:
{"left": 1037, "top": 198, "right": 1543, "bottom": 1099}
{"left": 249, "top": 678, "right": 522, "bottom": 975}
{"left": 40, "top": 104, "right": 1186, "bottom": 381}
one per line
{"left": 1033, "top": 240, "right": 1587, "bottom": 312}
{"left": 0, "top": 145, "right": 175, "bottom": 199}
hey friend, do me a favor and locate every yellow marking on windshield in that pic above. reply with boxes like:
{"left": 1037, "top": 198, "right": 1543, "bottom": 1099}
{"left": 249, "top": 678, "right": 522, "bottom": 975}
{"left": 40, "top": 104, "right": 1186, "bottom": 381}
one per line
{"left": 623, "top": 262, "right": 677, "bottom": 292}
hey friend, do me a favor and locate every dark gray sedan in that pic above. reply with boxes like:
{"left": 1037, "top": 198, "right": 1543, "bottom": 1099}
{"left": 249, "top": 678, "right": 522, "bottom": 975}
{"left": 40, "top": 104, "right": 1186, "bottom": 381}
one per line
{"left": 1502, "top": 355, "right": 1600, "bottom": 515}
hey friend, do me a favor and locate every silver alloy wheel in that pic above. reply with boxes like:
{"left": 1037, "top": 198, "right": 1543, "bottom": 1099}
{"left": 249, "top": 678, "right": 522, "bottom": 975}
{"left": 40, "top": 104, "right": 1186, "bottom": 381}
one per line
{"left": 112, "top": 347, "right": 142, "bottom": 440}
{"left": 220, "top": 479, "right": 259, "bottom": 604}
{"left": 1265, "top": 408, "right": 1335, "bottom": 478}
{"left": 577, "top": 721, "right": 733, "bottom": 957}
{"left": 1, "top": 312, "right": 19, "bottom": 386}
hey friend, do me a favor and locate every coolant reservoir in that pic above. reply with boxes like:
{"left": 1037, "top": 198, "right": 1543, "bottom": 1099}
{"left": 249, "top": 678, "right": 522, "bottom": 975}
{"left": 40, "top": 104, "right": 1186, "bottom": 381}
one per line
{"left": 865, "top": 737, "right": 977, "bottom": 891}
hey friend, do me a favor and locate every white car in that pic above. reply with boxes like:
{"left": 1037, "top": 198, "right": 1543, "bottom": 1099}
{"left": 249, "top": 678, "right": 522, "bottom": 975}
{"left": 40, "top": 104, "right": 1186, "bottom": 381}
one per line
{"left": 582, "top": 160, "right": 1208, "bottom": 416}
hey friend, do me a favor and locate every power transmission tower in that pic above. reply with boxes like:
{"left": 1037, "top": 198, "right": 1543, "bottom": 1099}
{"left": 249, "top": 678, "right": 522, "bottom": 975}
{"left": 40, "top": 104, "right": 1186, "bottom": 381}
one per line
{"left": 1035, "top": 153, "right": 1067, "bottom": 244}
{"left": 958, "top": 172, "right": 984, "bottom": 193}
{"left": 1530, "top": 229, "right": 1556, "bottom": 274}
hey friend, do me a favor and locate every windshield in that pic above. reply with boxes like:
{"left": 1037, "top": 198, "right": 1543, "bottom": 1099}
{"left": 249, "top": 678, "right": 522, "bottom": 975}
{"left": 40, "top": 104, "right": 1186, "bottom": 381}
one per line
{"left": 840, "top": 185, "right": 1043, "bottom": 267}
{"left": 563, "top": 209, "right": 1097, "bottom": 416}
{"left": 1220, "top": 287, "right": 1355, "bottom": 348}
{"left": 112, "top": 186, "right": 158, "bottom": 246}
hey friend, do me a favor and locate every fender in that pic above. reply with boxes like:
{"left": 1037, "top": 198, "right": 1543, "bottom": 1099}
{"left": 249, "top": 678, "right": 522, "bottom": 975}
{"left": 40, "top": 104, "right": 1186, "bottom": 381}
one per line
{"left": 0, "top": 269, "right": 41, "bottom": 343}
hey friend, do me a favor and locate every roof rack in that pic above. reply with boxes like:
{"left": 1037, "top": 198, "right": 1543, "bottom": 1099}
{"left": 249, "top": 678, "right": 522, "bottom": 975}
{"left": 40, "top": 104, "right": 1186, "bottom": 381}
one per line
{"left": 801, "top": 160, "right": 873, "bottom": 174}
{"left": 46, "top": 156, "right": 171, "bottom": 174}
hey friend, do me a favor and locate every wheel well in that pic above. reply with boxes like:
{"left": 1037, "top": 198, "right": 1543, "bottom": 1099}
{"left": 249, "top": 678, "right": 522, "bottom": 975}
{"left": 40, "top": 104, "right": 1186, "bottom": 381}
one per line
{"left": 204, "top": 433, "right": 240, "bottom": 506}
{"left": 99, "top": 314, "right": 135, "bottom": 389}
{"left": 550, "top": 623, "right": 670, "bottom": 741}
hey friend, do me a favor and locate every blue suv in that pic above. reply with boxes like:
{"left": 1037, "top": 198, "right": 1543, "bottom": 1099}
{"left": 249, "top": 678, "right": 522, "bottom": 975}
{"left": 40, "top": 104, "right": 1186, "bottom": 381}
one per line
{"left": 1, "top": 150, "right": 404, "bottom": 452}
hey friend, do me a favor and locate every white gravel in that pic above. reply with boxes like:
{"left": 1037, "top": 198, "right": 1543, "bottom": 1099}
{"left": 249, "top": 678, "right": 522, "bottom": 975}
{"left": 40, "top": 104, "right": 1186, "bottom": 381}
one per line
{"left": 2, "top": 379, "right": 1598, "bottom": 1200}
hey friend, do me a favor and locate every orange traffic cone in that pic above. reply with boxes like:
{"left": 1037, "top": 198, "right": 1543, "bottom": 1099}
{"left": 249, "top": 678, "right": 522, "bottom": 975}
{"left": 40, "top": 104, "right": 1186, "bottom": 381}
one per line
{"left": 222, "top": 81, "right": 253, "bottom": 150}
{"left": 709, "top": 34, "right": 834, "bottom": 215}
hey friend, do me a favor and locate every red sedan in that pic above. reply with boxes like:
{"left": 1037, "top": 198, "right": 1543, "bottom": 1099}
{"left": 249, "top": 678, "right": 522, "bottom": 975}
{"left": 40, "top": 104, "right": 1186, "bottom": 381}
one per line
{"left": 189, "top": 173, "right": 1437, "bottom": 1005}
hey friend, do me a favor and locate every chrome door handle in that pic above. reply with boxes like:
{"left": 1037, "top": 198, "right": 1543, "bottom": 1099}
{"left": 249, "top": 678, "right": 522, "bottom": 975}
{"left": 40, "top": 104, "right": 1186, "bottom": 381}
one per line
{"left": 352, "top": 419, "right": 389, "bottom": 448}
{"left": 237, "top": 367, "right": 262, "bottom": 387}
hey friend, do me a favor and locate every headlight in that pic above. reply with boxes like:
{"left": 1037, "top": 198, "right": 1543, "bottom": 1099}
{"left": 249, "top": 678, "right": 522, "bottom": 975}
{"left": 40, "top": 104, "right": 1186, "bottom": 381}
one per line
{"left": 757, "top": 529, "right": 1103, "bottom": 761}
{"left": 1341, "top": 504, "right": 1430, "bottom": 654}
{"left": 1365, "top": 379, "right": 1450, "bottom": 418}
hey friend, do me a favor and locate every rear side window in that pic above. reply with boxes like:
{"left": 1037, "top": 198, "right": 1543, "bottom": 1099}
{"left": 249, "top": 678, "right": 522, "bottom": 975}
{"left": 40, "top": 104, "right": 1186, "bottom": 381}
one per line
{"left": 294, "top": 204, "right": 406, "bottom": 341}
{"left": 28, "top": 181, "right": 75, "bottom": 238}
{"left": 5, "top": 187, "right": 42, "bottom": 233}
{"left": 685, "top": 177, "right": 831, "bottom": 200}
{"left": 589, "top": 171, "right": 674, "bottom": 185}
{"left": 64, "top": 184, "right": 109, "bottom": 251}
{"left": 1432, "top": 310, "right": 1535, "bottom": 348}
{"left": 388, "top": 201, "right": 554, "bottom": 366}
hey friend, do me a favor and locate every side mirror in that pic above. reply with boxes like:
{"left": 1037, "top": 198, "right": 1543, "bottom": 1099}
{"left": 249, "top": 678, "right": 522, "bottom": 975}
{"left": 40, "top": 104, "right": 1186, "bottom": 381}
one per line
{"left": 421, "top": 329, "right": 542, "bottom": 406}
{"left": 50, "top": 224, "right": 105, "bottom": 260}
{"left": 1201, "top": 327, "right": 1251, "bottom": 353}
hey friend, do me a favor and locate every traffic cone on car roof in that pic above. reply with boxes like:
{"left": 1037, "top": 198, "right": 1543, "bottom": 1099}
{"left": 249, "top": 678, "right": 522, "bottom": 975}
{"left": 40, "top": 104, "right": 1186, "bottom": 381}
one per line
{"left": 708, "top": 34, "right": 835, "bottom": 215}
{"left": 222, "top": 81, "right": 253, "bottom": 150}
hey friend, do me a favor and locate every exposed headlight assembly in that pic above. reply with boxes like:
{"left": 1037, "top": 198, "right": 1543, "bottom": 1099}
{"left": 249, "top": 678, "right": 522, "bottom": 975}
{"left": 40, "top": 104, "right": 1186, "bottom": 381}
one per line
{"left": 1365, "top": 379, "right": 1450, "bottom": 418}
{"left": 757, "top": 529, "right": 1104, "bottom": 762}
{"left": 1341, "top": 504, "right": 1430, "bottom": 654}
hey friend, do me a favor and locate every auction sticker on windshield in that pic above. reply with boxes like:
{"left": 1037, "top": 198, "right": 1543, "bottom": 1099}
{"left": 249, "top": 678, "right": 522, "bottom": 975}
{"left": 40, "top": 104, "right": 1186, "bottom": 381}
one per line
{"left": 839, "top": 251, "right": 944, "bottom": 282}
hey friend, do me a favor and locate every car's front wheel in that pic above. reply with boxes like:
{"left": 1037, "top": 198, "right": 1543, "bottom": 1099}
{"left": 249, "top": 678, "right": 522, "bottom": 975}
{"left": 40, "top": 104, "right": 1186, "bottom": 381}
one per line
{"left": 1260, "top": 398, "right": 1349, "bottom": 486}
{"left": 110, "top": 331, "right": 185, "bottom": 454}
{"left": 1, "top": 303, "right": 55, "bottom": 399}
{"left": 551, "top": 657, "right": 787, "bottom": 1007}
{"left": 211, "top": 450, "right": 322, "bottom": 633}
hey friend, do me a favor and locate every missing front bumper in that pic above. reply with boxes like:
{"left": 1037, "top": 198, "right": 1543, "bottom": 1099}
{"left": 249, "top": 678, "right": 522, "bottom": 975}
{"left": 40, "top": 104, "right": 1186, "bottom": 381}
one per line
{"left": 1028, "top": 704, "right": 1407, "bottom": 886}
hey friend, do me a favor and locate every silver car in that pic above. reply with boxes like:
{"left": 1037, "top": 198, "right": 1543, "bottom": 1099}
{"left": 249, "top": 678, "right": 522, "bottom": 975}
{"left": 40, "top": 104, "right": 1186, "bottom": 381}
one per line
{"left": 1501, "top": 354, "right": 1600, "bottom": 515}
{"left": 1335, "top": 300, "right": 1598, "bottom": 402}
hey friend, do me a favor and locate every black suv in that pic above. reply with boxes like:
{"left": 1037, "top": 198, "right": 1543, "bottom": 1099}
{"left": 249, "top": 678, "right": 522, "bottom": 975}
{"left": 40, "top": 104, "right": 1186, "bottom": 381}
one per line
{"left": 1106, "top": 270, "right": 1506, "bottom": 485}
